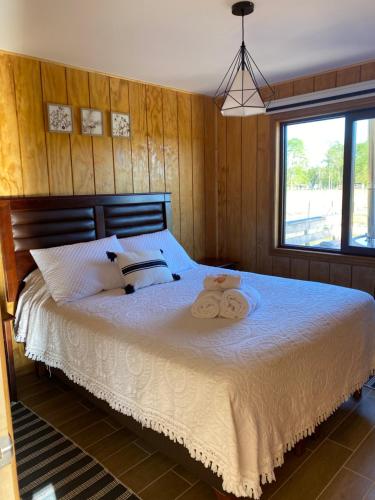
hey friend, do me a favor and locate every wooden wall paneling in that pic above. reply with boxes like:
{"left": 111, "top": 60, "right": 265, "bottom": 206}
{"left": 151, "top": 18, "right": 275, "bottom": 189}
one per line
{"left": 274, "top": 81, "right": 294, "bottom": 100}
{"left": 177, "top": 93, "right": 194, "bottom": 256}
{"left": 109, "top": 77, "right": 133, "bottom": 193}
{"left": 0, "top": 54, "right": 23, "bottom": 196}
{"left": 272, "top": 256, "right": 290, "bottom": 277}
{"left": 146, "top": 85, "right": 165, "bottom": 192}
{"left": 129, "top": 81, "right": 149, "bottom": 193}
{"left": 191, "top": 94, "right": 206, "bottom": 260}
{"left": 89, "top": 73, "right": 115, "bottom": 194}
{"left": 226, "top": 117, "right": 242, "bottom": 262}
{"left": 352, "top": 266, "right": 375, "bottom": 295}
{"left": 241, "top": 116, "right": 258, "bottom": 271}
{"left": 336, "top": 66, "right": 361, "bottom": 86}
{"left": 66, "top": 68, "right": 95, "bottom": 194}
{"left": 314, "top": 71, "right": 337, "bottom": 91}
{"left": 256, "top": 115, "right": 273, "bottom": 274}
{"left": 290, "top": 258, "right": 309, "bottom": 280}
{"left": 360, "top": 62, "right": 375, "bottom": 82}
{"left": 12, "top": 56, "right": 49, "bottom": 195}
{"left": 204, "top": 97, "right": 218, "bottom": 258}
{"left": 0, "top": 251, "right": 5, "bottom": 312}
{"left": 41, "top": 62, "right": 73, "bottom": 195}
{"left": 217, "top": 107, "right": 227, "bottom": 259}
{"left": 214, "top": 58, "right": 375, "bottom": 281}
{"left": 309, "top": 261, "right": 330, "bottom": 283}
{"left": 162, "top": 89, "right": 180, "bottom": 240}
{"left": 293, "top": 76, "right": 315, "bottom": 96}
{"left": 330, "top": 263, "right": 352, "bottom": 287}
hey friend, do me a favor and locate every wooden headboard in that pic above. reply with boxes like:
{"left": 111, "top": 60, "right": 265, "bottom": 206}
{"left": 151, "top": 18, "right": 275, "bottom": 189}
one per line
{"left": 0, "top": 193, "right": 172, "bottom": 302}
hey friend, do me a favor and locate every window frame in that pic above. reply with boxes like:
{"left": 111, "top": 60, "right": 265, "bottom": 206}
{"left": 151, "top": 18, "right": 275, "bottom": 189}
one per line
{"left": 279, "top": 107, "right": 375, "bottom": 257}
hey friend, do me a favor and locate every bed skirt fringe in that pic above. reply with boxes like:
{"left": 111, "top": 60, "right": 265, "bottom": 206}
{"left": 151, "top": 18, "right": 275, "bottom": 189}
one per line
{"left": 24, "top": 348, "right": 374, "bottom": 499}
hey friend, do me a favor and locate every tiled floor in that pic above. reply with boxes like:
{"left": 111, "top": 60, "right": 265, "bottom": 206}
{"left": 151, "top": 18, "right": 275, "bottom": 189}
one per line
{"left": 15, "top": 372, "right": 375, "bottom": 500}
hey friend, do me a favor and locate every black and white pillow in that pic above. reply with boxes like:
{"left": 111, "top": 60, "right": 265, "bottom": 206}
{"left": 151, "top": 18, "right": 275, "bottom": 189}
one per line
{"left": 107, "top": 249, "right": 180, "bottom": 294}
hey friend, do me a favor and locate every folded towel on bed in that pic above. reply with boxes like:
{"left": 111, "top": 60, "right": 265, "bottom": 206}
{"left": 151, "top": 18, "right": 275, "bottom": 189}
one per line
{"left": 204, "top": 274, "right": 241, "bottom": 291}
{"left": 220, "top": 287, "right": 260, "bottom": 320}
{"left": 191, "top": 290, "right": 223, "bottom": 319}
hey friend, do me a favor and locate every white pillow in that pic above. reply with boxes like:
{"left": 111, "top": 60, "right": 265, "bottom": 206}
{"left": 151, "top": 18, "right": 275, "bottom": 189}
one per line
{"left": 119, "top": 230, "right": 196, "bottom": 274}
{"left": 107, "top": 249, "right": 179, "bottom": 293}
{"left": 30, "top": 236, "right": 124, "bottom": 304}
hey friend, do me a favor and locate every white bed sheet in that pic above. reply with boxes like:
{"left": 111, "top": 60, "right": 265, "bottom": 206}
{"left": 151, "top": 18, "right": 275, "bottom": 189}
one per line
{"left": 15, "top": 266, "right": 375, "bottom": 498}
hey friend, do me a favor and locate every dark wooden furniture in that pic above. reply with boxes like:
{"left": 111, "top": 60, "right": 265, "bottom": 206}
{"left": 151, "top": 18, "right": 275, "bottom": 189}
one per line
{"left": 0, "top": 192, "right": 228, "bottom": 499}
{"left": 0, "top": 193, "right": 172, "bottom": 303}
{"left": 198, "top": 257, "right": 239, "bottom": 270}
{"left": 2, "top": 313, "right": 16, "bottom": 402}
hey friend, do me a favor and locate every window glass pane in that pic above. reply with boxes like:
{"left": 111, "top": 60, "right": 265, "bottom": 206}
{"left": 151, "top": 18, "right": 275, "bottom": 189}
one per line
{"left": 283, "top": 117, "right": 345, "bottom": 250}
{"left": 350, "top": 117, "right": 375, "bottom": 248}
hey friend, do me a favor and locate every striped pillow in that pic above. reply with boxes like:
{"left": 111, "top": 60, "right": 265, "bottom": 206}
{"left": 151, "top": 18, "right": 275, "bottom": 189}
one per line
{"left": 107, "top": 249, "right": 180, "bottom": 293}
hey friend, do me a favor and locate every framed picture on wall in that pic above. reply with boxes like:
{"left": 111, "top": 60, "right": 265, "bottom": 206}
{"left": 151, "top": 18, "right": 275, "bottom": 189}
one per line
{"left": 47, "top": 103, "right": 73, "bottom": 133}
{"left": 111, "top": 112, "right": 130, "bottom": 137}
{"left": 80, "top": 108, "right": 103, "bottom": 136}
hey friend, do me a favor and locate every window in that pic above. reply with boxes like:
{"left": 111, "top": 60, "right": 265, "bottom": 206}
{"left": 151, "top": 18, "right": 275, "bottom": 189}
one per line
{"left": 279, "top": 108, "right": 375, "bottom": 256}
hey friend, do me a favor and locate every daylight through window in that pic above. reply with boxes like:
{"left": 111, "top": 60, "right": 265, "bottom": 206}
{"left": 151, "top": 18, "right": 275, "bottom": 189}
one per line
{"left": 280, "top": 108, "right": 375, "bottom": 256}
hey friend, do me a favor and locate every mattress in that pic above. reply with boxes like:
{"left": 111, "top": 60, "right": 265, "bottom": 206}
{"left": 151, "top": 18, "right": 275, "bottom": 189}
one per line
{"left": 15, "top": 266, "right": 375, "bottom": 498}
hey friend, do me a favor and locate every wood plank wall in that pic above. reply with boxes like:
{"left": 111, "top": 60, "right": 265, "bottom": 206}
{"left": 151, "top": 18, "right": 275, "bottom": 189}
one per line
{"left": 213, "top": 60, "right": 375, "bottom": 294}
{"left": 0, "top": 52, "right": 214, "bottom": 255}
{"left": 0, "top": 52, "right": 216, "bottom": 373}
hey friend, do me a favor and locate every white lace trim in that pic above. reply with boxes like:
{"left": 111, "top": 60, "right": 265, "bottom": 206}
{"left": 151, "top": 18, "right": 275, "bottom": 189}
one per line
{"left": 25, "top": 347, "right": 374, "bottom": 499}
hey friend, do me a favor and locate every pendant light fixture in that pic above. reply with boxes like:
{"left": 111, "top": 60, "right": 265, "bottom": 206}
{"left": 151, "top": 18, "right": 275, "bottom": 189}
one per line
{"left": 215, "top": 1, "right": 274, "bottom": 117}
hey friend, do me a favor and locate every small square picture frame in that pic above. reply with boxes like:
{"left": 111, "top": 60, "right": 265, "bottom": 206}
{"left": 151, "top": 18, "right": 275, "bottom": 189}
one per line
{"left": 47, "top": 103, "right": 73, "bottom": 133}
{"left": 111, "top": 111, "right": 130, "bottom": 138}
{"left": 81, "top": 108, "right": 103, "bottom": 136}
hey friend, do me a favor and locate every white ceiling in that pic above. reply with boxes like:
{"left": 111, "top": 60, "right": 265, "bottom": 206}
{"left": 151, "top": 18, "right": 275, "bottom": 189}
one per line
{"left": 0, "top": 0, "right": 374, "bottom": 95}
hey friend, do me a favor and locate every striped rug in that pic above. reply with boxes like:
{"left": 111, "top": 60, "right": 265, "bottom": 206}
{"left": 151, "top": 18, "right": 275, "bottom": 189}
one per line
{"left": 11, "top": 402, "right": 139, "bottom": 500}
{"left": 366, "top": 375, "right": 375, "bottom": 389}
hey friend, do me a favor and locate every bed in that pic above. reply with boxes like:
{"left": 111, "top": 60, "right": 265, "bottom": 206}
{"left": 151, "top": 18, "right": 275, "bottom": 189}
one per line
{"left": 2, "top": 193, "right": 375, "bottom": 499}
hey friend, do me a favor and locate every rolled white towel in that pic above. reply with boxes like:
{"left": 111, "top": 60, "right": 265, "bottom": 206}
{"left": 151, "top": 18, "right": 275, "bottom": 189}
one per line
{"left": 220, "top": 287, "right": 260, "bottom": 320}
{"left": 204, "top": 274, "right": 241, "bottom": 291}
{"left": 191, "top": 290, "right": 223, "bottom": 319}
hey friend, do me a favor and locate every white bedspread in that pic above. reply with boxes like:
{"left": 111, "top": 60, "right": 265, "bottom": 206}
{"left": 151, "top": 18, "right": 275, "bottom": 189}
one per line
{"left": 15, "top": 266, "right": 375, "bottom": 498}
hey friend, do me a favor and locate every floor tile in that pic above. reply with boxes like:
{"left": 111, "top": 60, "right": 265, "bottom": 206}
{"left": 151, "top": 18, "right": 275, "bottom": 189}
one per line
{"left": 173, "top": 464, "right": 199, "bottom": 485}
{"left": 330, "top": 396, "right": 375, "bottom": 450}
{"left": 307, "top": 398, "right": 357, "bottom": 450}
{"left": 79, "top": 398, "right": 97, "bottom": 410}
{"left": 318, "top": 467, "right": 373, "bottom": 500}
{"left": 346, "top": 428, "right": 375, "bottom": 481}
{"left": 272, "top": 440, "right": 351, "bottom": 500}
{"left": 17, "top": 372, "right": 42, "bottom": 390}
{"left": 177, "top": 481, "right": 216, "bottom": 500}
{"left": 140, "top": 470, "right": 190, "bottom": 500}
{"left": 71, "top": 420, "right": 115, "bottom": 449}
{"left": 28, "top": 390, "right": 79, "bottom": 415}
{"left": 261, "top": 448, "right": 312, "bottom": 499}
{"left": 38, "top": 401, "right": 89, "bottom": 428}
{"left": 86, "top": 427, "right": 137, "bottom": 461}
{"left": 135, "top": 437, "right": 157, "bottom": 454}
{"left": 104, "top": 415, "right": 124, "bottom": 430}
{"left": 51, "top": 376, "right": 72, "bottom": 392}
{"left": 119, "top": 452, "right": 174, "bottom": 493}
{"left": 18, "top": 380, "right": 51, "bottom": 399}
{"left": 103, "top": 442, "right": 149, "bottom": 477}
{"left": 58, "top": 407, "right": 107, "bottom": 436}
{"left": 21, "top": 386, "right": 65, "bottom": 407}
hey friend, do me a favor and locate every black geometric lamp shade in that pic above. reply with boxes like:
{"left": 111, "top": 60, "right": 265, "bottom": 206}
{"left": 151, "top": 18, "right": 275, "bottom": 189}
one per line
{"left": 215, "top": 1, "right": 274, "bottom": 117}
